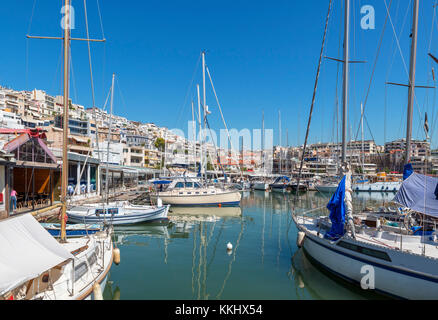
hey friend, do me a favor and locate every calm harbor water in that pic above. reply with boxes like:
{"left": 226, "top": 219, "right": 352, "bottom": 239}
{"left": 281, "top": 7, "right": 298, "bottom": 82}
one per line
{"left": 103, "top": 191, "right": 395, "bottom": 300}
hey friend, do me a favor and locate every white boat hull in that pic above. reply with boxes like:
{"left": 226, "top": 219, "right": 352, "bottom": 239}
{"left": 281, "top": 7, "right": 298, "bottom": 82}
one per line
{"left": 67, "top": 204, "right": 170, "bottom": 225}
{"left": 253, "top": 182, "right": 269, "bottom": 191}
{"left": 295, "top": 217, "right": 438, "bottom": 299}
{"left": 152, "top": 190, "right": 241, "bottom": 206}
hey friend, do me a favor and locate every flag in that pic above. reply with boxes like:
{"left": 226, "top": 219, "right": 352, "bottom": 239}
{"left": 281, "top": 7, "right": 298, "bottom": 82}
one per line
{"left": 424, "top": 112, "right": 430, "bottom": 139}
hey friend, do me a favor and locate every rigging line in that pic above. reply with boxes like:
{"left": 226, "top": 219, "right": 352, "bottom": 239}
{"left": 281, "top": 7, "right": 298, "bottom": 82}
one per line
{"left": 384, "top": 0, "right": 424, "bottom": 124}
{"left": 174, "top": 54, "right": 202, "bottom": 129}
{"left": 385, "top": 0, "right": 410, "bottom": 84}
{"left": 96, "top": 0, "right": 106, "bottom": 39}
{"left": 205, "top": 66, "right": 244, "bottom": 180}
{"left": 69, "top": 48, "right": 79, "bottom": 106}
{"left": 115, "top": 76, "right": 129, "bottom": 116}
{"left": 353, "top": 0, "right": 393, "bottom": 142}
{"left": 83, "top": 0, "right": 101, "bottom": 161}
{"left": 25, "top": 0, "right": 37, "bottom": 89}
{"left": 50, "top": 42, "right": 64, "bottom": 98}
{"left": 295, "top": 0, "right": 332, "bottom": 205}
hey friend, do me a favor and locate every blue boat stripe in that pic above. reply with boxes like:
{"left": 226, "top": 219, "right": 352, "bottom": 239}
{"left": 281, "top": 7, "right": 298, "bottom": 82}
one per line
{"left": 305, "top": 234, "right": 438, "bottom": 284}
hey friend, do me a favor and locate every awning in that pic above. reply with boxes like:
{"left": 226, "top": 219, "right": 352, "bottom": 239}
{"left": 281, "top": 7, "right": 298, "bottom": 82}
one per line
{"left": 393, "top": 173, "right": 438, "bottom": 218}
{"left": 0, "top": 214, "right": 74, "bottom": 295}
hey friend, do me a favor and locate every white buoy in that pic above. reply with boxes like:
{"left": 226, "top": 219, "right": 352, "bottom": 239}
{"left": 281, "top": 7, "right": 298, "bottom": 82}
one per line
{"left": 113, "top": 248, "right": 121, "bottom": 265}
{"left": 157, "top": 198, "right": 163, "bottom": 208}
{"left": 93, "top": 283, "right": 103, "bottom": 300}
{"left": 227, "top": 242, "right": 233, "bottom": 251}
{"left": 297, "top": 232, "right": 305, "bottom": 248}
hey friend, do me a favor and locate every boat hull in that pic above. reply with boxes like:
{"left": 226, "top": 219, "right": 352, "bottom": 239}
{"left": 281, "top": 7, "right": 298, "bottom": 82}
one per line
{"left": 299, "top": 226, "right": 438, "bottom": 299}
{"left": 67, "top": 205, "right": 170, "bottom": 225}
{"left": 151, "top": 191, "right": 241, "bottom": 207}
{"left": 253, "top": 182, "right": 269, "bottom": 191}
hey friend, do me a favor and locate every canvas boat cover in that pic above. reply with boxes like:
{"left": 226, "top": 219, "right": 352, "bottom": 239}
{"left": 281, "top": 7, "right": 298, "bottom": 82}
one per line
{"left": 393, "top": 172, "right": 438, "bottom": 218}
{"left": 0, "top": 214, "right": 74, "bottom": 295}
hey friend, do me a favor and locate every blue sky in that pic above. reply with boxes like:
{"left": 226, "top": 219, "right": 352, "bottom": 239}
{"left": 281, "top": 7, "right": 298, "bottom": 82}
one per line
{"left": 1, "top": 0, "right": 438, "bottom": 147}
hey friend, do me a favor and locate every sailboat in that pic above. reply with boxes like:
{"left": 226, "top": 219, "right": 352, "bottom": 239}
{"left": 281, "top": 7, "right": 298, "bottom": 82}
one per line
{"left": 151, "top": 52, "right": 241, "bottom": 207}
{"left": 293, "top": 0, "right": 438, "bottom": 299}
{"left": 252, "top": 111, "right": 273, "bottom": 191}
{"left": 0, "top": 0, "right": 114, "bottom": 300}
{"left": 66, "top": 73, "right": 170, "bottom": 225}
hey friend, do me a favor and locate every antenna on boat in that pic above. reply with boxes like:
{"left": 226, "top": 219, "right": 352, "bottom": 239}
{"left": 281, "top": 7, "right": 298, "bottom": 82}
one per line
{"left": 27, "top": 0, "right": 105, "bottom": 242}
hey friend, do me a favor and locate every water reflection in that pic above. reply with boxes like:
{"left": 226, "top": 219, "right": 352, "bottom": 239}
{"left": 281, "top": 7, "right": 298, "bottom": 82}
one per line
{"left": 288, "top": 250, "right": 386, "bottom": 300}
{"left": 169, "top": 206, "right": 242, "bottom": 217}
{"left": 104, "top": 191, "right": 394, "bottom": 300}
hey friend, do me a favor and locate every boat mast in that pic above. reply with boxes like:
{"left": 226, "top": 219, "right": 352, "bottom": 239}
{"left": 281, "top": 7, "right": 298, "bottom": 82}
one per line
{"left": 361, "top": 102, "right": 365, "bottom": 176}
{"left": 202, "top": 51, "right": 207, "bottom": 181}
{"left": 60, "top": 0, "right": 71, "bottom": 242}
{"left": 262, "top": 110, "right": 265, "bottom": 177}
{"left": 405, "top": 0, "right": 419, "bottom": 165}
{"left": 279, "top": 110, "right": 282, "bottom": 175}
{"left": 105, "top": 73, "right": 115, "bottom": 204}
{"left": 341, "top": 0, "right": 350, "bottom": 164}
{"left": 197, "top": 84, "right": 203, "bottom": 182}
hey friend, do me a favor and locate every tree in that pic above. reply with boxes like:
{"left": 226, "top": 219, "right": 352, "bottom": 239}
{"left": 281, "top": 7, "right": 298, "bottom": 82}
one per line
{"left": 154, "top": 138, "right": 165, "bottom": 151}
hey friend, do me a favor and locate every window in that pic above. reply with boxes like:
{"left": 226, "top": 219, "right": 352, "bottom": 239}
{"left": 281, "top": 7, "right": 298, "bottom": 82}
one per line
{"left": 87, "top": 252, "right": 97, "bottom": 266}
{"left": 185, "top": 182, "right": 193, "bottom": 188}
{"left": 175, "top": 182, "right": 185, "bottom": 188}
{"left": 337, "top": 241, "right": 391, "bottom": 262}
{"left": 74, "top": 262, "right": 88, "bottom": 280}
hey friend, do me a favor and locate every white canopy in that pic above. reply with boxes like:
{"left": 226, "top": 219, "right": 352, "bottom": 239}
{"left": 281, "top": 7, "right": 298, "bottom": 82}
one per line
{"left": 0, "top": 214, "right": 74, "bottom": 295}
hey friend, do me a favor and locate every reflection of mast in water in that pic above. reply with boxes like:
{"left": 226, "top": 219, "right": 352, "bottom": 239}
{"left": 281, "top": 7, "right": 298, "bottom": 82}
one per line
{"left": 269, "top": 192, "right": 273, "bottom": 239}
{"left": 277, "top": 197, "right": 282, "bottom": 268}
{"left": 216, "top": 218, "right": 245, "bottom": 299}
{"left": 261, "top": 191, "right": 266, "bottom": 265}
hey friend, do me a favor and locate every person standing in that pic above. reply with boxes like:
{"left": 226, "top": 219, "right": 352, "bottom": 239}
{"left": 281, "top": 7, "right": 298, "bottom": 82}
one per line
{"left": 10, "top": 189, "right": 17, "bottom": 213}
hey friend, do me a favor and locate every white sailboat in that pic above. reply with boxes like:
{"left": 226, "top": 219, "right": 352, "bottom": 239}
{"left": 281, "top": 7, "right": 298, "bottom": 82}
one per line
{"left": 153, "top": 52, "right": 241, "bottom": 207}
{"left": 66, "top": 73, "right": 169, "bottom": 224}
{"left": 293, "top": 0, "right": 438, "bottom": 299}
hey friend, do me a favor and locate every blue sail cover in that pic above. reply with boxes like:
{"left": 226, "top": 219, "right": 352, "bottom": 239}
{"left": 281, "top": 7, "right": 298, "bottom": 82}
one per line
{"left": 325, "top": 176, "right": 346, "bottom": 240}
{"left": 393, "top": 172, "right": 438, "bottom": 218}
{"left": 403, "top": 163, "right": 414, "bottom": 181}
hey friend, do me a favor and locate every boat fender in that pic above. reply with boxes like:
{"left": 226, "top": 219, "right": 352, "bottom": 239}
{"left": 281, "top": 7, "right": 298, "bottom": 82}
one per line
{"left": 93, "top": 283, "right": 103, "bottom": 300}
{"left": 113, "top": 247, "right": 121, "bottom": 265}
{"left": 297, "top": 232, "right": 305, "bottom": 248}
{"left": 157, "top": 198, "right": 163, "bottom": 208}
{"left": 227, "top": 242, "right": 233, "bottom": 251}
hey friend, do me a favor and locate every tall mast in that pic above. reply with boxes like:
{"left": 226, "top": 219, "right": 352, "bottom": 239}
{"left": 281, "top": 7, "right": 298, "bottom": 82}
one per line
{"left": 405, "top": 0, "right": 419, "bottom": 165}
{"left": 60, "top": 0, "right": 71, "bottom": 242}
{"left": 361, "top": 102, "right": 365, "bottom": 175}
{"left": 341, "top": 0, "right": 350, "bottom": 164}
{"left": 279, "top": 110, "right": 282, "bottom": 175}
{"left": 105, "top": 73, "right": 115, "bottom": 204}
{"left": 262, "top": 110, "right": 265, "bottom": 175}
{"left": 197, "top": 84, "right": 203, "bottom": 182}
{"left": 191, "top": 100, "right": 196, "bottom": 171}
{"left": 202, "top": 51, "right": 207, "bottom": 180}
